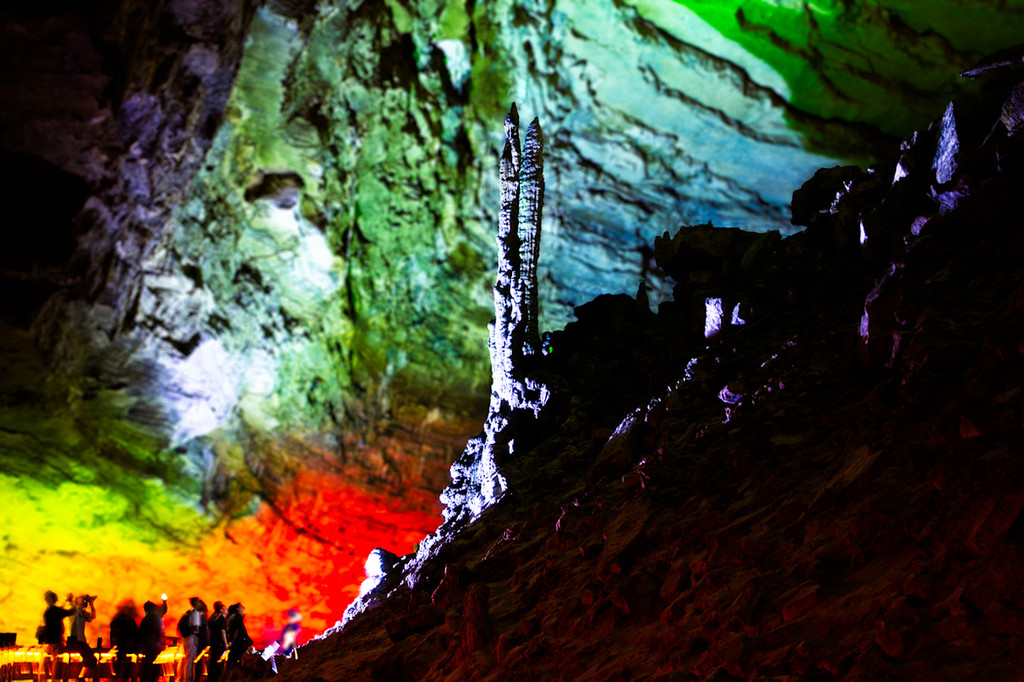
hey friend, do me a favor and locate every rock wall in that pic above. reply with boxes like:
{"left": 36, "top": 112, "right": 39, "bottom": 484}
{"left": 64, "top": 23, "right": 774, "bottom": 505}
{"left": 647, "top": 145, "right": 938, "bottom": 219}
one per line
{"left": 3, "top": 0, "right": 1024, "bottom": 645}
{"left": 140, "top": 0, "right": 1024, "bottom": 461}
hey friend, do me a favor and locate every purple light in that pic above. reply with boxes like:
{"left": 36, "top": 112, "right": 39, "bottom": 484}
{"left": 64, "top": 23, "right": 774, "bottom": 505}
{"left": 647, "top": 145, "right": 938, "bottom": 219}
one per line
{"left": 731, "top": 302, "right": 746, "bottom": 326}
{"left": 911, "top": 216, "right": 928, "bottom": 236}
{"left": 718, "top": 385, "right": 744, "bottom": 405}
{"left": 705, "top": 298, "right": 723, "bottom": 338}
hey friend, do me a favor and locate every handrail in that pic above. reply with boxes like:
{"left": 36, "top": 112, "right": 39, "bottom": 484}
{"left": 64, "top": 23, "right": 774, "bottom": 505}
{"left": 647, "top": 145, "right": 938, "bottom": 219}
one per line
{"left": 0, "top": 644, "right": 196, "bottom": 681}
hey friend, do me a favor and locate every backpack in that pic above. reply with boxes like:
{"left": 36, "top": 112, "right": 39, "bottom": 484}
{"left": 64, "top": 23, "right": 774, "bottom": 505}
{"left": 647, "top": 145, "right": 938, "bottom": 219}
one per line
{"left": 177, "top": 611, "right": 195, "bottom": 638}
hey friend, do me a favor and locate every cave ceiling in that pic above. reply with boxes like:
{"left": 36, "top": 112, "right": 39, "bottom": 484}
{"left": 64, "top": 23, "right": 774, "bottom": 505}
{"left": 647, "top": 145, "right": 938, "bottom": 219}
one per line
{"left": 1, "top": 0, "right": 1023, "bottom": 642}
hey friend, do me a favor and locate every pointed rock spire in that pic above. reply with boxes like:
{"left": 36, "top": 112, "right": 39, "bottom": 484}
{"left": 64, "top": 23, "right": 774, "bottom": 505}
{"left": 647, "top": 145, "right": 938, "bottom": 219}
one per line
{"left": 445, "top": 104, "right": 552, "bottom": 527}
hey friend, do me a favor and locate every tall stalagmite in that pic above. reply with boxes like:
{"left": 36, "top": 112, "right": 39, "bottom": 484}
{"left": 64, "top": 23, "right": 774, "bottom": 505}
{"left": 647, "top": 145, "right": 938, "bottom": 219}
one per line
{"left": 436, "top": 103, "right": 552, "bottom": 527}
{"left": 340, "top": 106, "right": 552, "bottom": 622}
{"left": 472, "top": 103, "right": 550, "bottom": 518}
{"left": 489, "top": 103, "right": 548, "bottom": 418}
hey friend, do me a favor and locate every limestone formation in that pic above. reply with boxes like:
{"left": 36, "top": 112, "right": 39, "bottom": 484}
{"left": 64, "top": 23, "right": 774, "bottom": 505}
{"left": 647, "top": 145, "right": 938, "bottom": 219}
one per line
{"left": 5, "top": 0, "right": 1024, "bottom": 646}
{"left": 489, "top": 103, "right": 548, "bottom": 417}
{"left": 464, "top": 104, "right": 551, "bottom": 521}
{"left": 340, "top": 105, "right": 552, "bottom": 625}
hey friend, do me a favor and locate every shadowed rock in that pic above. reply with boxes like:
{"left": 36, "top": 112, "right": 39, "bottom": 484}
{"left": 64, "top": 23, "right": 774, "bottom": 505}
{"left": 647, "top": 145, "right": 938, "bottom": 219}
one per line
{"left": 244, "top": 169, "right": 305, "bottom": 208}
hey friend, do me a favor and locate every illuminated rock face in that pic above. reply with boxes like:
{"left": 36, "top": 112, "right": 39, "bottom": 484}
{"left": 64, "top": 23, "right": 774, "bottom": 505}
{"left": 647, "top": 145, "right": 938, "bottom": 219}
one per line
{"left": 11, "top": 0, "right": 1024, "bottom": 459}
{"left": 3, "top": 0, "right": 1024, "bottom": 649}
{"left": 446, "top": 104, "right": 550, "bottom": 523}
{"left": 243, "top": 0, "right": 1024, "bottom": 438}
{"left": 259, "top": 62, "right": 1024, "bottom": 682}
{"left": 340, "top": 106, "right": 554, "bottom": 627}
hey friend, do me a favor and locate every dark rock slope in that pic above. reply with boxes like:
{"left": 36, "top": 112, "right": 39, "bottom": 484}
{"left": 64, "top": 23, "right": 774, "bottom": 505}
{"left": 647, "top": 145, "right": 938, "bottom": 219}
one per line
{"left": 248, "top": 59, "right": 1024, "bottom": 681}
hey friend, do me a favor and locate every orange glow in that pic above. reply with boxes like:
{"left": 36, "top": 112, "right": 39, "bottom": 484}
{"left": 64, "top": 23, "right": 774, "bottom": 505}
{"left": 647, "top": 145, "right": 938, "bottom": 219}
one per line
{"left": 0, "top": 468, "right": 440, "bottom": 649}
{"left": 1, "top": 645, "right": 202, "bottom": 679}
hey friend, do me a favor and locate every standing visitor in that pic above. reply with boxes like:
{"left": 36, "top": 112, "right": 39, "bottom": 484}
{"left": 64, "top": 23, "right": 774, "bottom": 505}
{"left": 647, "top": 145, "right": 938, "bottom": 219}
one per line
{"left": 109, "top": 600, "right": 139, "bottom": 681}
{"left": 195, "top": 599, "right": 210, "bottom": 677}
{"left": 265, "top": 608, "right": 302, "bottom": 674}
{"left": 207, "top": 602, "right": 229, "bottom": 682}
{"left": 38, "top": 591, "right": 73, "bottom": 682}
{"left": 278, "top": 609, "right": 301, "bottom": 658}
{"left": 138, "top": 597, "right": 168, "bottom": 682}
{"left": 176, "top": 597, "right": 203, "bottom": 682}
{"left": 226, "top": 603, "right": 252, "bottom": 668}
{"left": 65, "top": 594, "right": 99, "bottom": 672}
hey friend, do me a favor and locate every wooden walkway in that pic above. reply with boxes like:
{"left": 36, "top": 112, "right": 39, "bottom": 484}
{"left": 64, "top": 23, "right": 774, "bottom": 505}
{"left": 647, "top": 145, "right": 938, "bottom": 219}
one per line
{"left": 0, "top": 645, "right": 219, "bottom": 682}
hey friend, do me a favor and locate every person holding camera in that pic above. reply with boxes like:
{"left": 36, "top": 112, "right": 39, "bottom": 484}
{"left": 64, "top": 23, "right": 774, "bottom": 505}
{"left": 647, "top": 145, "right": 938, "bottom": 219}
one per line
{"left": 39, "top": 591, "right": 72, "bottom": 646}
{"left": 65, "top": 594, "right": 98, "bottom": 674}
{"left": 66, "top": 594, "right": 96, "bottom": 643}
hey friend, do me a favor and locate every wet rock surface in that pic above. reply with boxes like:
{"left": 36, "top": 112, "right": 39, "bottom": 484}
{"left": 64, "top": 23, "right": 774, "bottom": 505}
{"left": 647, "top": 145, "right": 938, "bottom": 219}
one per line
{"left": 252, "top": 61, "right": 1024, "bottom": 681}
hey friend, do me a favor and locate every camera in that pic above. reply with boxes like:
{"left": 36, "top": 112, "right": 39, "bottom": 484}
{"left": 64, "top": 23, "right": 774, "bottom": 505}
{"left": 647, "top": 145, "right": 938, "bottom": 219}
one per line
{"left": 72, "top": 594, "right": 97, "bottom": 608}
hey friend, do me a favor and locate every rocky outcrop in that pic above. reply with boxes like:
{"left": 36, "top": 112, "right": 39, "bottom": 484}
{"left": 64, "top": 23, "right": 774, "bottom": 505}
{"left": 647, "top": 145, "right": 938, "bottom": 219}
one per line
{"left": 254, "top": 55, "right": 1024, "bottom": 681}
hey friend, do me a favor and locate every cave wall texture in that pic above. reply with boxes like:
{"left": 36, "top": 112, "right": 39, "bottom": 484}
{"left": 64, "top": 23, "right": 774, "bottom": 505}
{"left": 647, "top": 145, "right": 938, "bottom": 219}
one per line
{"left": 2, "top": 0, "right": 1024, "bottom": 644}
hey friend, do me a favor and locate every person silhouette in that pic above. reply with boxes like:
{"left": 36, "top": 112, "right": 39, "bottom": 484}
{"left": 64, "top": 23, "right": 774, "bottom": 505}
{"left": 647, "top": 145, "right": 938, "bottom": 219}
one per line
{"left": 38, "top": 590, "right": 73, "bottom": 682}
{"left": 138, "top": 597, "right": 168, "bottom": 682}
{"left": 226, "top": 603, "right": 252, "bottom": 668}
{"left": 206, "top": 602, "right": 229, "bottom": 682}
{"left": 109, "top": 600, "right": 139, "bottom": 681}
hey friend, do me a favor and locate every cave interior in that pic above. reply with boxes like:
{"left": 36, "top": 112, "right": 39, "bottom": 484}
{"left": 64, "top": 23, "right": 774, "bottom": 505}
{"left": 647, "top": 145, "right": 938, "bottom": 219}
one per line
{"left": 3, "top": 1, "right": 1024, "bottom": 680}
